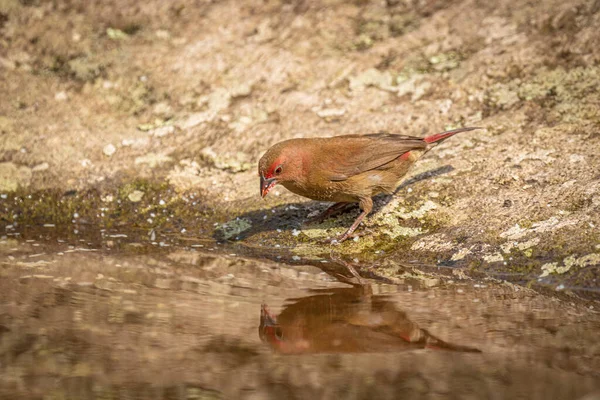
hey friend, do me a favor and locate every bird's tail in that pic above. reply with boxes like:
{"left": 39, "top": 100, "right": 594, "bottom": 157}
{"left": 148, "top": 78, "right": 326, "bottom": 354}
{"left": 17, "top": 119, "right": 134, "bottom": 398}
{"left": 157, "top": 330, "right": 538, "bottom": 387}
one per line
{"left": 424, "top": 127, "right": 481, "bottom": 144}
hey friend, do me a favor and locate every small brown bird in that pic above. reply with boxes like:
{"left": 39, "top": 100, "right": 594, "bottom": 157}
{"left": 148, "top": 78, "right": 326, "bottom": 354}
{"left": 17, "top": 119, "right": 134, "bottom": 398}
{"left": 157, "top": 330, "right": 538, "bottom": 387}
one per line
{"left": 259, "top": 286, "right": 481, "bottom": 354}
{"left": 258, "top": 127, "right": 479, "bottom": 242}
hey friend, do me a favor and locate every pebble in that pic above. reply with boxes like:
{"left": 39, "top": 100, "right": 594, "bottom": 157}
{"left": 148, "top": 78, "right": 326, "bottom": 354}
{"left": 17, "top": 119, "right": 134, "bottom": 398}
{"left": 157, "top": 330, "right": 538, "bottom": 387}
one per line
{"left": 128, "top": 190, "right": 144, "bottom": 202}
{"left": 103, "top": 144, "right": 116, "bottom": 157}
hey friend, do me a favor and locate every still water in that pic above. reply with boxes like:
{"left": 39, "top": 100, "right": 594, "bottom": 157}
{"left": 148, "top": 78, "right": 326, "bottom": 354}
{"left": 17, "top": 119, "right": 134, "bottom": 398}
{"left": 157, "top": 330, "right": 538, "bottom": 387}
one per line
{"left": 1, "top": 237, "right": 599, "bottom": 399}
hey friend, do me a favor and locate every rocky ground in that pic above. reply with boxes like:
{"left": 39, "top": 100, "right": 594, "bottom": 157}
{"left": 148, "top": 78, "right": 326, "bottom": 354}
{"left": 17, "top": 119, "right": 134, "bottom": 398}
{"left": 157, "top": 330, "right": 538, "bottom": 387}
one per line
{"left": 1, "top": 0, "right": 600, "bottom": 298}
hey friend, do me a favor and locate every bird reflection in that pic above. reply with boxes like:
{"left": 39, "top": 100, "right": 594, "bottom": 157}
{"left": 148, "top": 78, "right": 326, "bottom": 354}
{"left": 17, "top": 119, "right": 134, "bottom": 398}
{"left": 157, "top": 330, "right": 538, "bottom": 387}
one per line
{"left": 259, "top": 285, "right": 481, "bottom": 354}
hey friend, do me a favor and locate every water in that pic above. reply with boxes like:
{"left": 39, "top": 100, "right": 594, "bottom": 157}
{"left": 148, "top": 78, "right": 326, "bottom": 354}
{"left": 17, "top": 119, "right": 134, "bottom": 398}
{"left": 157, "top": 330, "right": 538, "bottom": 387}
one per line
{"left": 1, "top": 237, "right": 599, "bottom": 399}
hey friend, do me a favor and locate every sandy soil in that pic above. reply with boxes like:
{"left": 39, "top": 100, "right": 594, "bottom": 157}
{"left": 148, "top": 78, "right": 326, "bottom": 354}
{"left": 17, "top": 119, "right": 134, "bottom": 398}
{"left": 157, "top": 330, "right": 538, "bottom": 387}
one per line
{"left": 1, "top": 0, "right": 599, "bottom": 295}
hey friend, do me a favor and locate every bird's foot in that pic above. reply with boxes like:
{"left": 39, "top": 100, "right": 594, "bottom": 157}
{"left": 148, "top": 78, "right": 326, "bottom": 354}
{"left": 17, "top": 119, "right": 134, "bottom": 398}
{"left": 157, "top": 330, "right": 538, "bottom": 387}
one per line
{"left": 322, "top": 228, "right": 372, "bottom": 245}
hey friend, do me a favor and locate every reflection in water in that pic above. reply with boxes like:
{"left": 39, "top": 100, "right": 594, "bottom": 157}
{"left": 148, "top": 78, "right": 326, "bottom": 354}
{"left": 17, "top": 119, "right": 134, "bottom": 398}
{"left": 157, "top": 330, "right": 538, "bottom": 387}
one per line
{"left": 259, "top": 285, "right": 481, "bottom": 354}
{"left": 1, "top": 239, "right": 600, "bottom": 399}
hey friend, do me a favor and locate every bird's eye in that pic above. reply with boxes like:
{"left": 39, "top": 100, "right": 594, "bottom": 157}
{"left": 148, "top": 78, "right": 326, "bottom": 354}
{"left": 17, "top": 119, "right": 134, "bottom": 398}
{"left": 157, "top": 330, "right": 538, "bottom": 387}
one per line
{"left": 274, "top": 166, "right": 283, "bottom": 174}
{"left": 275, "top": 327, "right": 283, "bottom": 340}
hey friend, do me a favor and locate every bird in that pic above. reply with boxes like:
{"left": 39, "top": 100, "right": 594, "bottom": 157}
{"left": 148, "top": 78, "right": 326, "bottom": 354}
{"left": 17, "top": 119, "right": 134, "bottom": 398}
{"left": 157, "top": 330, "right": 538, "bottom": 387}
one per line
{"left": 259, "top": 286, "right": 481, "bottom": 354}
{"left": 258, "top": 127, "right": 480, "bottom": 242}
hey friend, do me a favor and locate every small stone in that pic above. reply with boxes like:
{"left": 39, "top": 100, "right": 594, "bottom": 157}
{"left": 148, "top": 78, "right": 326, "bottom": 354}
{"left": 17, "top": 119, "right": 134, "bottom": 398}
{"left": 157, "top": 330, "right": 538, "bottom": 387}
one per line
{"left": 103, "top": 144, "right": 117, "bottom": 157}
{"left": 155, "top": 30, "right": 171, "bottom": 39}
{"left": 229, "top": 82, "right": 253, "bottom": 98}
{"left": 484, "top": 253, "right": 504, "bottom": 263}
{"left": 54, "top": 91, "right": 68, "bottom": 101}
{"left": 32, "top": 162, "right": 49, "bottom": 172}
{"left": 135, "top": 153, "right": 173, "bottom": 168}
{"left": 218, "top": 218, "right": 252, "bottom": 240}
{"left": 128, "top": 190, "right": 144, "bottom": 203}
{"left": 107, "top": 28, "right": 129, "bottom": 40}
{"left": 149, "top": 125, "right": 175, "bottom": 137}
{"left": 316, "top": 108, "right": 346, "bottom": 119}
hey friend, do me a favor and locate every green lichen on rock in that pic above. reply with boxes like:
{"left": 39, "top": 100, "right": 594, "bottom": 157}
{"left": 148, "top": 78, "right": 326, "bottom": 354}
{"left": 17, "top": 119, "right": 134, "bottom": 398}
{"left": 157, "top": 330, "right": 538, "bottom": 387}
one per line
{"left": 540, "top": 253, "right": 600, "bottom": 277}
{"left": 0, "top": 162, "right": 32, "bottom": 191}
{"left": 428, "top": 52, "right": 462, "bottom": 72}
{"left": 486, "top": 66, "right": 600, "bottom": 124}
{"left": 218, "top": 218, "right": 252, "bottom": 240}
{"left": 199, "top": 147, "right": 253, "bottom": 173}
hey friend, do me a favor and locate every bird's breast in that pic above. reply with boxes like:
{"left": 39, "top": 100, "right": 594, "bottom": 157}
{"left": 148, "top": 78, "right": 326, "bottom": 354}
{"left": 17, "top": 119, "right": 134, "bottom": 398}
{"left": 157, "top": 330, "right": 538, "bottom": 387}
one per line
{"left": 281, "top": 180, "right": 359, "bottom": 203}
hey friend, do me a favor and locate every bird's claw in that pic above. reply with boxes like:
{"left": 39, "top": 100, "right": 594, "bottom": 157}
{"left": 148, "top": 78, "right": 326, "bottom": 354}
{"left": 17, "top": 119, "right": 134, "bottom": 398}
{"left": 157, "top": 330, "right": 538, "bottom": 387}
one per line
{"left": 321, "top": 228, "right": 372, "bottom": 245}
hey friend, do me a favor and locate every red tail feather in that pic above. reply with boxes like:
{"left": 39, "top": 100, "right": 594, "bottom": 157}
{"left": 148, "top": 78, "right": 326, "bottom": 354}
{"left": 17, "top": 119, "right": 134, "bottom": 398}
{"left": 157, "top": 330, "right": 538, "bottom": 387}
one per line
{"left": 424, "top": 127, "right": 481, "bottom": 144}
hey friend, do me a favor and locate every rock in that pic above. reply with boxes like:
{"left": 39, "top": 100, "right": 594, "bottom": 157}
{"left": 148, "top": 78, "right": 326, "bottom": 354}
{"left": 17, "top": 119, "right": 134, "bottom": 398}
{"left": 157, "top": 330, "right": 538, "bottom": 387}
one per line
{"left": 488, "top": 85, "right": 520, "bottom": 109}
{"left": 177, "top": 111, "right": 216, "bottom": 129}
{"left": 128, "top": 190, "right": 144, "bottom": 202}
{"left": 32, "top": 162, "right": 49, "bottom": 172}
{"left": 135, "top": 153, "right": 173, "bottom": 168}
{"left": 155, "top": 30, "right": 171, "bottom": 39}
{"left": 428, "top": 52, "right": 461, "bottom": 72}
{"left": 68, "top": 58, "right": 103, "bottom": 82}
{"left": 396, "top": 75, "right": 432, "bottom": 102}
{"left": 103, "top": 144, "right": 117, "bottom": 157}
{"left": 316, "top": 108, "right": 346, "bottom": 119}
{"left": 167, "top": 160, "right": 204, "bottom": 191}
{"left": 229, "top": 82, "right": 253, "bottom": 98}
{"left": 349, "top": 68, "right": 396, "bottom": 92}
{"left": 219, "top": 218, "right": 252, "bottom": 240}
{"left": 54, "top": 91, "right": 68, "bottom": 101}
{"left": 451, "top": 247, "right": 472, "bottom": 261}
{"left": 207, "top": 88, "right": 231, "bottom": 113}
{"left": 121, "top": 137, "right": 150, "bottom": 149}
{"left": 0, "top": 162, "right": 32, "bottom": 191}
{"left": 152, "top": 102, "right": 173, "bottom": 118}
{"left": 106, "top": 28, "right": 129, "bottom": 40}
{"left": 200, "top": 147, "right": 253, "bottom": 173}
{"left": 149, "top": 125, "right": 175, "bottom": 137}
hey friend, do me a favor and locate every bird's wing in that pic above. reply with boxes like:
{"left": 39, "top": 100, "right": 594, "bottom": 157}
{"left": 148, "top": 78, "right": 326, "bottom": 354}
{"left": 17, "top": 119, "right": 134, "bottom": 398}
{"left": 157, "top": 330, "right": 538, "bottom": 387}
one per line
{"left": 319, "top": 134, "right": 427, "bottom": 182}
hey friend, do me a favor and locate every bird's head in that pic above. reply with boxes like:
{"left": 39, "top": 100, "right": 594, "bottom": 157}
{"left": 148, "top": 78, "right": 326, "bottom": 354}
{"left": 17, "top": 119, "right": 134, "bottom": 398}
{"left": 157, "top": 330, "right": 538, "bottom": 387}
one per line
{"left": 259, "top": 304, "right": 284, "bottom": 345}
{"left": 258, "top": 140, "right": 304, "bottom": 198}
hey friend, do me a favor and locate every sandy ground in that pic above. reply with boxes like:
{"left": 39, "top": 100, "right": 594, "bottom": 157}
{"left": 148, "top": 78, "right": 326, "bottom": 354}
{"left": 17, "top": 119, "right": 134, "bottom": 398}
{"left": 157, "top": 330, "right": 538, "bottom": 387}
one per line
{"left": 1, "top": 0, "right": 599, "bottom": 294}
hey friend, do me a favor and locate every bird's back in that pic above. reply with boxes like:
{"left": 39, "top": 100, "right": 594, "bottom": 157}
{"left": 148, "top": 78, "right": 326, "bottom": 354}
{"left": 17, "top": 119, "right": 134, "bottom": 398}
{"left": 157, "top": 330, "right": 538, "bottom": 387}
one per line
{"left": 282, "top": 134, "right": 426, "bottom": 201}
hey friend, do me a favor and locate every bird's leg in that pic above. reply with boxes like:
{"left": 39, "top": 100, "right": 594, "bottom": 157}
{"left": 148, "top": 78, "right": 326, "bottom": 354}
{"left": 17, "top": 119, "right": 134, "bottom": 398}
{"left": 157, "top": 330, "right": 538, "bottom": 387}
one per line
{"left": 334, "top": 197, "right": 373, "bottom": 243}
{"left": 304, "top": 202, "right": 353, "bottom": 225}
{"left": 330, "top": 252, "right": 365, "bottom": 285}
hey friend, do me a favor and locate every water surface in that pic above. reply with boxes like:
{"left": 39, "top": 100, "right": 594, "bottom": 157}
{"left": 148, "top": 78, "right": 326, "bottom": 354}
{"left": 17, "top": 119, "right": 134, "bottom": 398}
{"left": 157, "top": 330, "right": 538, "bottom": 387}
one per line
{"left": 1, "top": 236, "right": 599, "bottom": 399}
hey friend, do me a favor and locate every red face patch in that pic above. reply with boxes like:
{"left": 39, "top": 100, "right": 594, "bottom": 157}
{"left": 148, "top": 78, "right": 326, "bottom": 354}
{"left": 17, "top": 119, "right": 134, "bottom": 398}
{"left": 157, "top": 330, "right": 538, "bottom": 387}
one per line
{"left": 265, "top": 157, "right": 283, "bottom": 178}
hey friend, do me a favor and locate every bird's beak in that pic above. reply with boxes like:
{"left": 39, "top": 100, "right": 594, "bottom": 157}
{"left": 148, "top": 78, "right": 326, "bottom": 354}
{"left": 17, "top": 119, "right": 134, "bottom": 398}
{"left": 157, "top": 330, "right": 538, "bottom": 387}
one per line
{"left": 259, "top": 304, "right": 278, "bottom": 342}
{"left": 260, "top": 175, "right": 277, "bottom": 198}
{"left": 260, "top": 304, "right": 277, "bottom": 327}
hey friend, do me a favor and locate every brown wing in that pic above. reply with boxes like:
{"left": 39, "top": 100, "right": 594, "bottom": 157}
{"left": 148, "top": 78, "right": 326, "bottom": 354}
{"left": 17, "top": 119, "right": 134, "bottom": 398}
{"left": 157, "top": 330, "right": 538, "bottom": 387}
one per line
{"left": 318, "top": 133, "right": 427, "bottom": 182}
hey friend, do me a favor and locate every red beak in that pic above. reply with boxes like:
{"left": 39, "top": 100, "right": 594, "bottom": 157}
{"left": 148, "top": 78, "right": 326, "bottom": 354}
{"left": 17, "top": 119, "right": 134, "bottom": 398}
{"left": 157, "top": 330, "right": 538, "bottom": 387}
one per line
{"left": 260, "top": 175, "right": 277, "bottom": 198}
{"left": 259, "top": 304, "right": 279, "bottom": 342}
